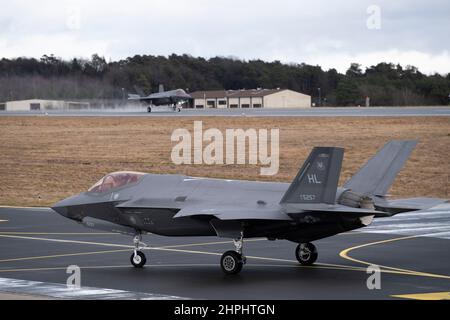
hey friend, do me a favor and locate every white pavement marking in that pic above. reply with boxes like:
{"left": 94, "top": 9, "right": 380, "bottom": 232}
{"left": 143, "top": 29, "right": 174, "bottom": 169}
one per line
{"left": 0, "top": 234, "right": 362, "bottom": 271}
{"left": 363, "top": 205, "right": 450, "bottom": 239}
{"left": 0, "top": 206, "right": 50, "bottom": 210}
{"left": 0, "top": 277, "right": 187, "bottom": 300}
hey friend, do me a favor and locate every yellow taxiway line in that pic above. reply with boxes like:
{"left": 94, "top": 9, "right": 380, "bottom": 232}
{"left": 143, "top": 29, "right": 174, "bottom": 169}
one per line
{"left": 391, "top": 292, "right": 450, "bottom": 300}
{"left": 339, "top": 235, "right": 450, "bottom": 280}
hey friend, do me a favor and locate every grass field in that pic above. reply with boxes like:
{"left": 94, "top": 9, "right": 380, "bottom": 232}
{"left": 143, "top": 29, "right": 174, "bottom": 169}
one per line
{"left": 0, "top": 116, "right": 449, "bottom": 207}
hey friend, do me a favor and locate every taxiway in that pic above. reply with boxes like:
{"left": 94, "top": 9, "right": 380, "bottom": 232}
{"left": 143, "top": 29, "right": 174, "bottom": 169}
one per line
{"left": 0, "top": 206, "right": 449, "bottom": 300}
{"left": 1, "top": 107, "right": 449, "bottom": 118}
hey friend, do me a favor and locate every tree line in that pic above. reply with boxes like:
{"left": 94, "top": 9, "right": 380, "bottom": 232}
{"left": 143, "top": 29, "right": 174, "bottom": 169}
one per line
{"left": 0, "top": 53, "right": 449, "bottom": 106}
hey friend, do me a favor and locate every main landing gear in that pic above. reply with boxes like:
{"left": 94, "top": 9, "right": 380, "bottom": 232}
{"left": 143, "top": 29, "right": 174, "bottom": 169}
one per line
{"left": 295, "top": 242, "right": 318, "bottom": 265}
{"left": 220, "top": 234, "right": 247, "bottom": 275}
{"left": 130, "top": 233, "right": 148, "bottom": 268}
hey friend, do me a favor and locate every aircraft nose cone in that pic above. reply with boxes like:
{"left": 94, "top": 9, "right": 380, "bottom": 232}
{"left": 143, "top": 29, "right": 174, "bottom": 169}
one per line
{"left": 51, "top": 200, "right": 69, "bottom": 217}
{"left": 51, "top": 195, "right": 82, "bottom": 217}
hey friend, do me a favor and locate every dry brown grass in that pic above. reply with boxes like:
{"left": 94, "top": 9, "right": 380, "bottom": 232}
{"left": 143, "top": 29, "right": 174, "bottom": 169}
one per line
{"left": 0, "top": 116, "right": 449, "bottom": 207}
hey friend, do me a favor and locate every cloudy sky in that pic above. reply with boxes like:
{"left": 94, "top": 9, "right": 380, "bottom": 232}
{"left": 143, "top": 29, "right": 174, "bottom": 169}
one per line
{"left": 1, "top": 0, "right": 449, "bottom": 74}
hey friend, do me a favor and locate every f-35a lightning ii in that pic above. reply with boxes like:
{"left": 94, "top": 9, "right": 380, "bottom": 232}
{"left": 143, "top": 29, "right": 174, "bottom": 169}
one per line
{"left": 128, "top": 85, "right": 192, "bottom": 113}
{"left": 52, "top": 141, "right": 448, "bottom": 274}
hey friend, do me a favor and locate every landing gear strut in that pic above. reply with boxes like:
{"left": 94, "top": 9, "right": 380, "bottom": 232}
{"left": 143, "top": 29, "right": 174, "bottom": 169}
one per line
{"left": 172, "top": 104, "right": 181, "bottom": 112}
{"left": 130, "top": 233, "right": 147, "bottom": 268}
{"left": 295, "top": 242, "right": 318, "bottom": 265}
{"left": 220, "top": 233, "right": 246, "bottom": 275}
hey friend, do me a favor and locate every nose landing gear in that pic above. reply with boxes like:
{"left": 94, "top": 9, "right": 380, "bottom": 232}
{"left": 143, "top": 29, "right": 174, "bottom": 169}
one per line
{"left": 220, "top": 233, "right": 246, "bottom": 275}
{"left": 130, "top": 233, "right": 148, "bottom": 268}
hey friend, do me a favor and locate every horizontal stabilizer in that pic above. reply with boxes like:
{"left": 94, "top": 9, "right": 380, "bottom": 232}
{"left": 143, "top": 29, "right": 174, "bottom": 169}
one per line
{"left": 373, "top": 197, "right": 448, "bottom": 215}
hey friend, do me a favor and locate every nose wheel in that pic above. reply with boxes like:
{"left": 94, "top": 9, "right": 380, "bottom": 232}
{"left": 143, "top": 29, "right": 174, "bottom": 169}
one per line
{"left": 220, "top": 233, "right": 246, "bottom": 275}
{"left": 131, "top": 251, "right": 146, "bottom": 268}
{"left": 221, "top": 251, "right": 244, "bottom": 274}
{"left": 130, "top": 233, "right": 148, "bottom": 268}
{"left": 295, "top": 242, "right": 318, "bottom": 265}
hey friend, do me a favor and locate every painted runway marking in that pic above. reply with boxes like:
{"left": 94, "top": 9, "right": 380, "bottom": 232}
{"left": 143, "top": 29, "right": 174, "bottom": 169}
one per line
{"left": 0, "top": 234, "right": 265, "bottom": 250}
{"left": 2, "top": 232, "right": 449, "bottom": 279}
{"left": 0, "top": 263, "right": 368, "bottom": 274}
{"left": 0, "top": 249, "right": 131, "bottom": 263}
{"left": 339, "top": 235, "right": 450, "bottom": 280}
{"left": 0, "top": 232, "right": 116, "bottom": 235}
{"left": 0, "top": 277, "right": 187, "bottom": 300}
{"left": 0, "top": 233, "right": 365, "bottom": 273}
{"left": 0, "top": 206, "right": 49, "bottom": 211}
{"left": 391, "top": 292, "right": 450, "bottom": 300}
{"left": 360, "top": 204, "right": 450, "bottom": 239}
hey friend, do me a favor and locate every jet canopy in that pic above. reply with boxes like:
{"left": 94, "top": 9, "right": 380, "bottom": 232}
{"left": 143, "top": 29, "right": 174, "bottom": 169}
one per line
{"left": 88, "top": 172, "right": 146, "bottom": 193}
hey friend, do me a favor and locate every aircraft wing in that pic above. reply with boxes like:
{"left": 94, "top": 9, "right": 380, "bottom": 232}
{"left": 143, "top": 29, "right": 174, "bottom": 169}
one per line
{"left": 117, "top": 198, "right": 292, "bottom": 221}
{"left": 173, "top": 205, "right": 292, "bottom": 221}
{"left": 128, "top": 89, "right": 191, "bottom": 104}
{"left": 147, "top": 89, "right": 191, "bottom": 99}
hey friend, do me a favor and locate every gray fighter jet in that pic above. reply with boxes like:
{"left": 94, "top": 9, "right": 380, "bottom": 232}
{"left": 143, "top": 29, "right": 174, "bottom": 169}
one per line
{"left": 52, "top": 141, "right": 447, "bottom": 274}
{"left": 128, "top": 86, "right": 192, "bottom": 113}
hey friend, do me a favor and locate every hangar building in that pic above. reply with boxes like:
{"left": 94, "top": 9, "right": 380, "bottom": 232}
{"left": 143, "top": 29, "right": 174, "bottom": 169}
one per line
{"left": 0, "top": 99, "right": 90, "bottom": 111}
{"left": 189, "top": 89, "right": 311, "bottom": 109}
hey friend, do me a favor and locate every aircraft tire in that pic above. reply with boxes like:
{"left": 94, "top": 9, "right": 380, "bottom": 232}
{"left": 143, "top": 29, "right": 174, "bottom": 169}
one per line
{"left": 295, "top": 243, "right": 318, "bottom": 265}
{"left": 221, "top": 251, "right": 244, "bottom": 275}
{"left": 130, "top": 251, "right": 147, "bottom": 268}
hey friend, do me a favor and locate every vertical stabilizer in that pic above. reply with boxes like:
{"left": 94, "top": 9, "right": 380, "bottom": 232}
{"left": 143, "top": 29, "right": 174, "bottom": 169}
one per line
{"left": 280, "top": 147, "right": 344, "bottom": 205}
{"left": 344, "top": 141, "right": 418, "bottom": 197}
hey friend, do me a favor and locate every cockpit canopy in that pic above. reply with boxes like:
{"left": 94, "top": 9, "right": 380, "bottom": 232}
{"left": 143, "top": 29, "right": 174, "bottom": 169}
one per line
{"left": 88, "top": 172, "right": 145, "bottom": 193}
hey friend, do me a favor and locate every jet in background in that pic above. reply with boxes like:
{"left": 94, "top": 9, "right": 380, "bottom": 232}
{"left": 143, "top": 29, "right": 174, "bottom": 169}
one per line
{"left": 52, "top": 141, "right": 448, "bottom": 274}
{"left": 128, "top": 85, "right": 192, "bottom": 113}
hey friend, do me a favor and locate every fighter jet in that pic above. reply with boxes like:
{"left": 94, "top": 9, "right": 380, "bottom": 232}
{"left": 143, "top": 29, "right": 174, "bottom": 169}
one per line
{"left": 52, "top": 141, "right": 447, "bottom": 274}
{"left": 128, "top": 85, "right": 192, "bottom": 113}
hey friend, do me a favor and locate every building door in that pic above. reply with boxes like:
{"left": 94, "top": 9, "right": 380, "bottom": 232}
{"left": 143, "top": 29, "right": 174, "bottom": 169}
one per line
{"left": 30, "top": 103, "right": 41, "bottom": 111}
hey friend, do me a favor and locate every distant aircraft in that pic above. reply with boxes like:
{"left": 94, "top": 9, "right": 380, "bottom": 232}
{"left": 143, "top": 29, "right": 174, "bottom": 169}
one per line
{"left": 52, "top": 141, "right": 447, "bottom": 274}
{"left": 128, "top": 85, "right": 192, "bottom": 113}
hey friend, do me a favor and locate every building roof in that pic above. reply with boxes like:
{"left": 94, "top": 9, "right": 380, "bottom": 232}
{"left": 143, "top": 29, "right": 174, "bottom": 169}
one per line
{"left": 190, "top": 88, "right": 288, "bottom": 99}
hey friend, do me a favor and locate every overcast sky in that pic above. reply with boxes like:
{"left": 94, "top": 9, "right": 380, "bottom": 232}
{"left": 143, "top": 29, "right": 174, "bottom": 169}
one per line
{"left": 1, "top": 0, "right": 449, "bottom": 74}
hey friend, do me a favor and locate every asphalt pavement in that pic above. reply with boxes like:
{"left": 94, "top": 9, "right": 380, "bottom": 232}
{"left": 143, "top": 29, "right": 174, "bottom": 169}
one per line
{"left": 0, "top": 206, "right": 449, "bottom": 300}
